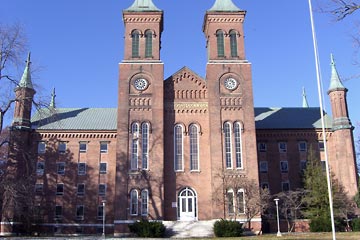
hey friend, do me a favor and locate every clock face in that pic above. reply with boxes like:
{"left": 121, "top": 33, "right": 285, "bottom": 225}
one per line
{"left": 224, "top": 78, "right": 238, "bottom": 90}
{"left": 134, "top": 78, "right": 149, "bottom": 91}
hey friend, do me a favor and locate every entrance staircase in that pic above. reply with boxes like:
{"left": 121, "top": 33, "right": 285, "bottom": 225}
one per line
{"left": 163, "top": 220, "right": 216, "bottom": 238}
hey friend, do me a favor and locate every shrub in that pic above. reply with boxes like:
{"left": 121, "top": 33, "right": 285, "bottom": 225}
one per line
{"left": 351, "top": 218, "right": 360, "bottom": 231}
{"left": 213, "top": 219, "right": 243, "bottom": 237}
{"left": 128, "top": 219, "right": 166, "bottom": 238}
{"left": 310, "top": 215, "right": 346, "bottom": 232}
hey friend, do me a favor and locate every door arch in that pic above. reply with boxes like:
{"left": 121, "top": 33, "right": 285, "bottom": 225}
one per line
{"left": 178, "top": 187, "right": 197, "bottom": 221}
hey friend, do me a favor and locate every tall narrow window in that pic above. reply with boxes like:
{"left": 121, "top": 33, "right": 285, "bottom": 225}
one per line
{"left": 130, "top": 189, "right": 138, "bottom": 216}
{"left": 131, "top": 122, "right": 139, "bottom": 170}
{"left": 131, "top": 30, "right": 140, "bottom": 58}
{"left": 142, "top": 122, "right": 150, "bottom": 170}
{"left": 227, "top": 189, "right": 234, "bottom": 214}
{"left": 145, "top": 30, "right": 153, "bottom": 58}
{"left": 234, "top": 122, "right": 242, "bottom": 169}
{"left": 237, "top": 189, "right": 245, "bottom": 214}
{"left": 141, "top": 189, "right": 148, "bottom": 216}
{"left": 174, "top": 125, "right": 184, "bottom": 171}
{"left": 189, "top": 124, "right": 199, "bottom": 171}
{"left": 216, "top": 30, "right": 225, "bottom": 57}
{"left": 224, "top": 122, "right": 232, "bottom": 169}
{"left": 229, "top": 30, "right": 238, "bottom": 57}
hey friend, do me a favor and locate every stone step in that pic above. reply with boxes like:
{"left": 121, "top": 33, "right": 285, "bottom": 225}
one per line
{"left": 163, "top": 220, "right": 215, "bottom": 238}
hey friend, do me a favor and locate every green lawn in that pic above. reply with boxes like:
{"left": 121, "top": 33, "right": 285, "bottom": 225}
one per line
{"left": 235, "top": 232, "right": 359, "bottom": 240}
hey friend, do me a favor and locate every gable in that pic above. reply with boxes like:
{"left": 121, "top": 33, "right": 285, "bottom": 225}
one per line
{"left": 164, "top": 67, "right": 207, "bottom": 101}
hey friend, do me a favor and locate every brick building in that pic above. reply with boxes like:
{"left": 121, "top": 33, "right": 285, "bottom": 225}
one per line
{"left": 1, "top": 0, "right": 358, "bottom": 236}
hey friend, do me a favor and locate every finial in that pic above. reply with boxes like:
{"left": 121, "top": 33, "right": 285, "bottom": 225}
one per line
{"left": 50, "top": 88, "right": 56, "bottom": 108}
{"left": 18, "top": 52, "right": 34, "bottom": 89}
{"left": 302, "top": 87, "right": 309, "bottom": 108}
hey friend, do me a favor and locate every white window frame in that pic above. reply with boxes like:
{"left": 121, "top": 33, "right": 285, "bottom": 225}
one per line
{"left": 141, "top": 189, "right": 149, "bottom": 216}
{"left": 98, "top": 184, "right": 106, "bottom": 196}
{"left": 189, "top": 124, "right": 200, "bottom": 171}
{"left": 278, "top": 142, "right": 287, "bottom": 153}
{"left": 99, "top": 162, "right": 107, "bottom": 174}
{"left": 56, "top": 183, "right": 64, "bottom": 196}
{"left": 227, "top": 189, "right": 235, "bottom": 215}
{"left": 258, "top": 142, "right": 267, "bottom": 152}
{"left": 237, "top": 189, "right": 245, "bottom": 214}
{"left": 79, "top": 142, "right": 87, "bottom": 153}
{"left": 259, "top": 161, "right": 268, "bottom": 173}
{"left": 131, "top": 122, "right": 139, "bottom": 170}
{"left": 224, "top": 122, "right": 233, "bottom": 169}
{"left": 58, "top": 141, "right": 66, "bottom": 154}
{"left": 298, "top": 141, "right": 307, "bottom": 152}
{"left": 57, "top": 162, "right": 65, "bottom": 175}
{"left": 280, "top": 161, "right": 289, "bottom": 173}
{"left": 100, "top": 142, "right": 108, "bottom": 153}
{"left": 141, "top": 122, "right": 150, "bottom": 170}
{"left": 234, "top": 122, "right": 243, "bottom": 169}
{"left": 38, "top": 141, "right": 46, "bottom": 154}
{"left": 76, "top": 205, "right": 84, "bottom": 220}
{"left": 36, "top": 161, "right": 45, "bottom": 175}
{"left": 130, "top": 189, "right": 138, "bottom": 216}
{"left": 174, "top": 124, "right": 184, "bottom": 172}
{"left": 77, "top": 183, "right": 85, "bottom": 196}
{"left": 78, "top": 162, "right": 86, "bottom": 175}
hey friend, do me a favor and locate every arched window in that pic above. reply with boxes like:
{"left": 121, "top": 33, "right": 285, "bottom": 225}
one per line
{"left": 141, "top": 189, "right": 149, "bottom": 216}
{"left": 234, "top": 122, "right": 243, "bottom": 169}
{"left": 237, "top": 189, "right": 245, "bottom": 214}
{"left": 141, "top": 122, "right": 150, "bottom": 170}
{"left": 131, "top": 122, "right": 139, "bottom": 170}
{"left": 174, "top": 124, "right": 184, "bottom": 171}
{"left": 229, "top": 30, "right": 238, "bottom": 57}
{"left": 130, "top": 189, "right": 138, "bottom": 215}
{"left": 145, "top": 30, "right": 153, "bottom": 58}
{"left": 189, "top": 124, "right": 199, "bottom": 171}
{"left": 227, "top": 189, "right": 235, "bottom": 214}
{"left": 216, "top": 30, "right": 225, "bottom": 57}
{"left": 131, "top": 30, "right": 140, "bottom": 58}
{"left": 224, "top": 122, "right": 232, "bottom": 169}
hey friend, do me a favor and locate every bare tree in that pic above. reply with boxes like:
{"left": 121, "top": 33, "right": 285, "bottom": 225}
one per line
{"left": 274, "top": 190, "right": 307, "bottom": 232}
{"left": 316, "top": 0, "right": 360, "bottom": 21}
{"left": 0, "top": 23, "right": 28, "bottom": 134}
{"left": 214, "top": 171, "right": 270, "bottom": 230}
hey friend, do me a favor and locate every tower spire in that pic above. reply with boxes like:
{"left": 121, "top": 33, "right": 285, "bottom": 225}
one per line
{"left": 18, "top": 52, "right": 34, "bottom": 89}
{"left": 302, "top": 87, "right": 309, "bottom": 108}
{"left": 328, "top": 53, "right": 345, "bottom": 92}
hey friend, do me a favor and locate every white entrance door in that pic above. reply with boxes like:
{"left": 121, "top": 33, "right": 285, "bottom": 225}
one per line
{"left": 178, "top": 187, "right": 197, "bottom": 221}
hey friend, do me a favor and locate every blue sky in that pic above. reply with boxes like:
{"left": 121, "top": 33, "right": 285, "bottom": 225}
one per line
{"left": 2, "top": 0, "right": 360, "bottom": 138}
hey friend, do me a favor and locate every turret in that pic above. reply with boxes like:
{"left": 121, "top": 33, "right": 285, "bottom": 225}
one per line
{"left": 12, "top": 52, "right": 36, "bottom": 130}
{"left": 327, "top": 54, "right": 352, "bottom": 131}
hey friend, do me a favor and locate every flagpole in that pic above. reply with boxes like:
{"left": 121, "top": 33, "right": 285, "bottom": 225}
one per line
{"left": 307, "top": 1, "right": 336, "bottom": 240}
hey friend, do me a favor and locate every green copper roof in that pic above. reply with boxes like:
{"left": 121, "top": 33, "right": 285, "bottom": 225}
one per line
{"left": 255, "top": 107, "right": 332, "bottom": 129}
{"left": 19, "top": 52, "right": 34, "bottom": 89}
{"left": 125, "top": 0, "right": 161, "bottom": 12}
{"left": 32, "top": 108, "right": 117, "bottom": 130}
{"left": 208, "top": 0, "right": 242, "bottom": 12}
{"left": 328, "top": 54, "right": 346, "bottom": 92}
{"left": 302, "top": 87, "right": 309, "bottom": 108}
{"left": 31, "top": 107, "right": 331, "bottom": 131}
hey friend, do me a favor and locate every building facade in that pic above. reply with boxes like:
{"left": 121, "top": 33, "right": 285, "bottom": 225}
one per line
{"left": 1, "top": 0, "right": 358, "bottom": 236}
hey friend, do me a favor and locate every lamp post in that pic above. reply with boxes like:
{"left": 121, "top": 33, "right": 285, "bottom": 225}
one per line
{"left": 102, "top": 200, "right": 106, "bottom": 238}
{"left": 274, "top": 198, "right": 282, "bottom": 237}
